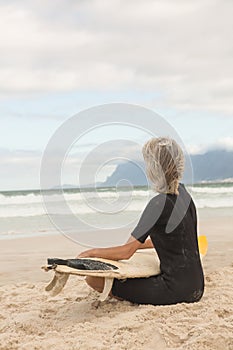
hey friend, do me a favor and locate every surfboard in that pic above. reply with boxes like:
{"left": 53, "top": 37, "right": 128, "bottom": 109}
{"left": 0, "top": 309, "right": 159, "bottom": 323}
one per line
{"left": 42, "top": 235, "right": 207, "bottom": 303}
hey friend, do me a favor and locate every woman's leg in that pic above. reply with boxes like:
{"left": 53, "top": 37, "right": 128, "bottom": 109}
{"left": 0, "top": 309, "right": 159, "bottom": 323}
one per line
{"left": 85, "top": 276, "right": 124, "bottom": 300}
{"left": 85, "top": 276, "right": 104, "bottom": 293}
{"left": 111, "top": 275, "right": 174, "bottom": 305}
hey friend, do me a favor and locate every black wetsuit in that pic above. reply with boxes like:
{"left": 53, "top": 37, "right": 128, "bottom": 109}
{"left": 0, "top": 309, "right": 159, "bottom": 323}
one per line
{"left": 111, "top": 183, "right": 204, "bottom": 305}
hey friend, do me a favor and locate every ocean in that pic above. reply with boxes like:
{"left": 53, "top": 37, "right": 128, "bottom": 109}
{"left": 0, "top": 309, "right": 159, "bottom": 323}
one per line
{"left": 1, "top": 182, "right": 233, "bottom": 242}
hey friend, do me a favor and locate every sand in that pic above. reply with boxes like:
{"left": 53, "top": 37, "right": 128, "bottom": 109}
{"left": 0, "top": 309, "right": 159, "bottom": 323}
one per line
{"left": 0, "top": 215, "right": 233, "bottom": 350}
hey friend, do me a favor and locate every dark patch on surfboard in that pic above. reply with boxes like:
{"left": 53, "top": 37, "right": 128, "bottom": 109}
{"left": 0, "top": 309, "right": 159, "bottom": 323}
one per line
{"left": 47, "top": 258, "right": 118, "bottom": 271}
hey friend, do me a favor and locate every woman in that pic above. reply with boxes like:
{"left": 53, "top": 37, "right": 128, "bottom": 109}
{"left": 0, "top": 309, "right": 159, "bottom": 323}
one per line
{"left": 77, "top": 137, "right": 204, "bottom": 305}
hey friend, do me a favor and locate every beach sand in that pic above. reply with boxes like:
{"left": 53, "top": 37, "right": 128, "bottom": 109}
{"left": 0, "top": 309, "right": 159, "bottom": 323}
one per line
{"left": 0, "top": 215, "right": 233, "bottom": 350}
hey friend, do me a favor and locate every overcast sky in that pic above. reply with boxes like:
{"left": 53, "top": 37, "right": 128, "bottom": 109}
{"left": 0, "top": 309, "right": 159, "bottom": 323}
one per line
{"left": 1, "top": 0, "right": 233, "bottom": 190}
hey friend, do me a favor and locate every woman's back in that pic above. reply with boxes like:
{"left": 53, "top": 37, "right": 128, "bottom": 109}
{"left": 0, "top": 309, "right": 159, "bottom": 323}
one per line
{"left": 131, "top": 183, "right": 204, "bottom": 303}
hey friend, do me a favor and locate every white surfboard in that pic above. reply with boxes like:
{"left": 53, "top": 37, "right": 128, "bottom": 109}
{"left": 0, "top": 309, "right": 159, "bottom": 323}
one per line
{"left": 42, "top": 235, "right": 207, "bottom": 303}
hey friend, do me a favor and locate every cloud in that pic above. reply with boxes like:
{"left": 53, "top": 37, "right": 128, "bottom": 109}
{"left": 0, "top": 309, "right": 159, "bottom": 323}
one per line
{"left": 187, "top": 137, "right": 233, "bottom": 154}
{"left": 0, "top": 0, "right": 232, "bottom": 115}
{"left": 212, "top": 137, "right": 233, "bottom": 151}
{"left": 0, "top": 148, "right": 42, "bottom": 190}
{"left": 0, "top": 140, "right": 143, "bottom": 189}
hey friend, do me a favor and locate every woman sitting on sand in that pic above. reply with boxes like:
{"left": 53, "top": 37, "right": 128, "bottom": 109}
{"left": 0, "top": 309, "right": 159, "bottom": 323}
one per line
{"left": 77, "top": 137, "right": 204, "bottom": 305}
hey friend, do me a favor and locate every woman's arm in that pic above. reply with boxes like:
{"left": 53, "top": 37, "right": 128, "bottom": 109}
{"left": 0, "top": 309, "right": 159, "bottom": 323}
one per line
{"left": 77, "top": 240, "right": 140, "bottom": 260}
{"left": 77, "top": 235, "right": 153, "bottom": 260}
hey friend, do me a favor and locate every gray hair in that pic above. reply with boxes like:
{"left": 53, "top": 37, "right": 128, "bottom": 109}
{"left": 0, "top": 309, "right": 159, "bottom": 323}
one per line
{"left": 142, "top": 137, "right": 185, "bottom": 195}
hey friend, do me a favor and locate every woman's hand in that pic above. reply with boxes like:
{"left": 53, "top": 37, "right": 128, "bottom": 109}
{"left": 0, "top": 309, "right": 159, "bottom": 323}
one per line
{"left": 76, "top": 249, "right": 97, "bottom": 258}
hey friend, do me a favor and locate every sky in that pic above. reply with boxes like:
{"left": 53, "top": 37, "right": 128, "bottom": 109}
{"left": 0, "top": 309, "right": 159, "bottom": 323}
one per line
{"left": 1, "top": 0, "right": 233, "bottom": 191}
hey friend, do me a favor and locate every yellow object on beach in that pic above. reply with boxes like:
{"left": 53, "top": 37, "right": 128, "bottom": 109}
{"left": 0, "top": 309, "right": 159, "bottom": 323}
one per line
{"left": 198, "top": 235, "right": 208, "bottom": 257}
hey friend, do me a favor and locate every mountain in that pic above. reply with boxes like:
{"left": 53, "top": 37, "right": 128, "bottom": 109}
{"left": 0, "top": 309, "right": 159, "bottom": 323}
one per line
{"left": 188, "top": 150, "right": 233, "bottom": 182}
{"left": 102, "top": 149, "right": 233, "bottom": 186}
{"left": 103, "top": 161, "right": 148, "bottom": 187}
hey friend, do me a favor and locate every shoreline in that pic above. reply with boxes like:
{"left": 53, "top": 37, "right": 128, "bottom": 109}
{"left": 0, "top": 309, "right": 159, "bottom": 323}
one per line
{"left": 1, "top": 206, "right": 233, "bottom": 242}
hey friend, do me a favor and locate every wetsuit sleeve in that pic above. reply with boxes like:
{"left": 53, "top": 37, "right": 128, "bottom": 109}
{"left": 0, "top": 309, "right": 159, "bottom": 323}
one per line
{"left": 131, "top": 195, "right": 166, "bottom": 243}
